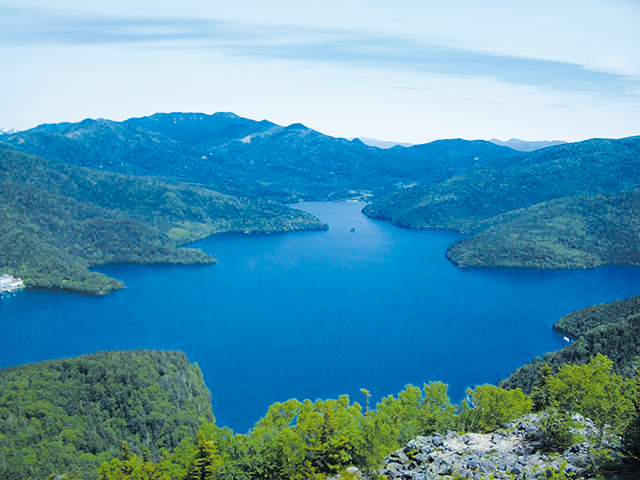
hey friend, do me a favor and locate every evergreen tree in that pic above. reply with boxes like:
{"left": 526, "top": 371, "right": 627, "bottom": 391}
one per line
{"left": 190, "top": 431, "right": 220, "bottom": 480}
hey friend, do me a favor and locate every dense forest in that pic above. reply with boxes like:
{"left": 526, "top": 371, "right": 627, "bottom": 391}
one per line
{"left": 0, "top": 148, "right": 326, "bottom": 294}
{"left": 0, "top": 113, "right": 519, "bottom": 202}
{"left": 2, "top": 349, "right": 639, "bottom": 480}
{"left": 0, "top": 351, "right": 214, "bottom": 480}
{"left": 363, "top": 136, "right": 640, "bottom": 233}
{"left": 445, "top": 189, "right": 640, "bottom": 269}
{"left": 362, "top": 136, "right": 640, "bottom": 270}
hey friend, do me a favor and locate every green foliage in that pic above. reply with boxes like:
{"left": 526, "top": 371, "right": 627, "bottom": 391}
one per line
{"left": 93, "top": 383, "right": 457, "bottom": 480}
{"left": 365, "top": 383, "right": 456, "bottom": 448}
{"left": 445, "top": 189, "right": 640, "bottom": 269}
{"left": 190, "top": 430, "right": 223, "bottom": 480}
{"left": 535, "top": 354, "right": 636, "bottom": 447}
{"left": 0, "top": 350, "right": 214, "bottom": 480}
{"left": 457, "top": 384, "right": 532, "bottom": 433}
{"left": 622, "top": 377, "right": 640, "bottom": 467}
{"left": 0, "top": 148, "right": 326, "bottom": 294}
{"left": 533, "top": 410, "right": 581, "bottom": 453}
{"left": 541, "top": 467, "right": 582, "bottom": 479}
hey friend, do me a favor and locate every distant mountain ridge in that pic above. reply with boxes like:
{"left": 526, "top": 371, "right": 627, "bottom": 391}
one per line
{"left": 488, "top": 138, "right": 566, "bottom": 152}
{"left": 124, "top": 112, "right": 277, "bottom": 148}
{"left": 0, "top": 112, "right": 520, "bottom": 202}
{"left": 348, "top": 137, "right": 414, "bottom": 149}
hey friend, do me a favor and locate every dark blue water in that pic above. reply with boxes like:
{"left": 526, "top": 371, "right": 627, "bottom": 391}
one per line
{"left": 2, "top": 202, "right": 640, "bottom": 432}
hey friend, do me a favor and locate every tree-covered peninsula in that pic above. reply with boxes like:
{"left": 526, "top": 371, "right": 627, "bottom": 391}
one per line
{"left": 0, "top": 350, "right": 214, "bottom": 480}
{"left": 445, "top": 189, "right": 640, "bottom": 269}
{"left": 363, "top": 136, "right": 640, "bottom": 270}
{"left": 0, "top": 148, "right": 326, "bottom": 294}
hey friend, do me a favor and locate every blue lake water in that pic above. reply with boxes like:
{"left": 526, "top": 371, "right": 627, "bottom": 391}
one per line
{"left": 2, "top": 201, "right": 640, "bottom": 433}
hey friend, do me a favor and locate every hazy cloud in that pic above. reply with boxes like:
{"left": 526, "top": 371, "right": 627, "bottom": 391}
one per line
{"left": 0, "top": 6, "right": 632, "bottom": 94}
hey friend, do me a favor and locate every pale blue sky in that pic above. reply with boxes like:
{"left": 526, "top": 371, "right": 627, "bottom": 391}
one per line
{"left": 1, "top": 0, "right": 639, "bottom": 143}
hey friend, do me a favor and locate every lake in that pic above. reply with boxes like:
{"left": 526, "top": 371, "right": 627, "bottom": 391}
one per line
{"left": 2, "top": 201, "right": 640, "bottom": 433}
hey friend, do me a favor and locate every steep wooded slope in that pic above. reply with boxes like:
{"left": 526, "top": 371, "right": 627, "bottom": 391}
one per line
{"left": 500, "top": 295, "right": 640, "bottom": 393}
{"left": 0, "top": 148, "right": 325, "bottom": 294}
{"left": 445, "top": 189, "right": 640, "bottom": 269}
{"left": 0, "top": 350, "right": 214, "bottom": 480}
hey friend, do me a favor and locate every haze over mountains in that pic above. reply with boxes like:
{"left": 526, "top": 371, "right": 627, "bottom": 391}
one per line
{"left": 488, "top": 138, "right": 566, "bottom": 152}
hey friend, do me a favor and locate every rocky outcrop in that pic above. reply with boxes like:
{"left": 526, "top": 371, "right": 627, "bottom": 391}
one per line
{"left": 381, "top": 413, "right": 612, "bottom": 479}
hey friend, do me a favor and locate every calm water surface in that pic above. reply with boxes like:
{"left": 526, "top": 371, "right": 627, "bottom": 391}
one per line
{"left": 2, "top": 202, "right": 640, "bottom": 432}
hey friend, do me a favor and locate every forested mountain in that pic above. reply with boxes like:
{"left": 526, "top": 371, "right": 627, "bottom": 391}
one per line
{"left": 446, "top": 189, "right": 640, "bottom": 269}
{"left": 363, "top": 136, "right": 640, "bottom": 233}
{"left": 0, "top": 112, "right": 519, "bottom": 201}
{"left": 0, "top": 119, "right": 216, "bottom": 179}
{"left": 362, "top": 136, "right": 640, "bottom": 270}
{"left": 124, "top": 112, "right": 277, "bottom": 148}
{"left": 0, "top": 148, "right": 325, "bottom": 294}
{"left": 0, "top": 350, "right": 214, "bottom": 480}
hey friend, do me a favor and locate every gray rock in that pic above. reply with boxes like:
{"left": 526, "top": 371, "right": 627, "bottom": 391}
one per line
{"left": 381, "top": 412, "right": 617, "bottom": 480}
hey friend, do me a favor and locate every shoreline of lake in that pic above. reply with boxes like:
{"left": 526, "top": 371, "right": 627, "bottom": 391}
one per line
{"left": 2, "top": 202, "right": 640, "bottom": 432}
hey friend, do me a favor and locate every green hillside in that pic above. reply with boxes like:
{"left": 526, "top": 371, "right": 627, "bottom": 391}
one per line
{"left": 0, "top": 119, "right": 221, "bottom": 181}
{"left": 0, "top": 350, "right": 214, "bottom": 480}
{"left": 555, "top": 295, "right": 640, "bottom": 338}
{"left": 445, "top": 189, "right": 640, "bottom": 269}
{"left": 363, "top": 136, "right": 640, "bottom": 233}
{"left": 0, "top": 148, "right": 326, "bottom": 294}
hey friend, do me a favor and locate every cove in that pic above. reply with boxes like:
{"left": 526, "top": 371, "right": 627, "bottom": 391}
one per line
{"left": 2, "top": 201, "right": 640, "bottom": 433}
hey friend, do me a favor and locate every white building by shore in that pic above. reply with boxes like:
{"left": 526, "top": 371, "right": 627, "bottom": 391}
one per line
{"left": 0, "top": 274, "right": 24, "bottom": 291}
